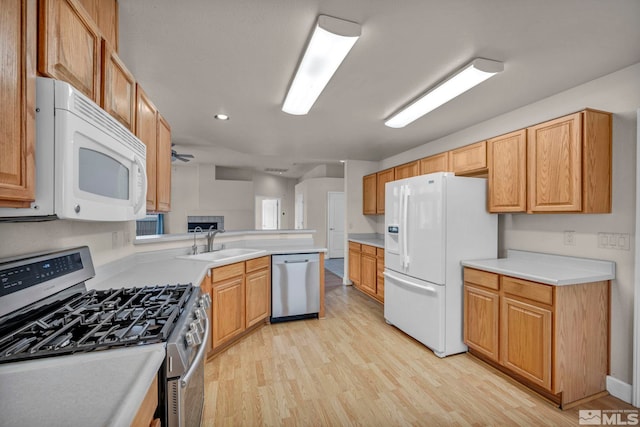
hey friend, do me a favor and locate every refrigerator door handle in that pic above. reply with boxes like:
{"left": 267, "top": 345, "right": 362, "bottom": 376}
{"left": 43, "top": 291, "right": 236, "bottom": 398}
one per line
{"left": 403, "top": 186, "right": 410, "bottom": 269}
{"left": 384, "top": 271, "right": 437, "bottom": 296}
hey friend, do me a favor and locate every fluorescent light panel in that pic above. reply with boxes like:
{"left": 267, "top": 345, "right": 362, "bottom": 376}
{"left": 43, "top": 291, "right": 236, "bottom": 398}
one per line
{"left": 385, "top": 58, "right": 504, "bottom": 128}
{"left": 282, "top": 15, "right": 361, "bottom": 115}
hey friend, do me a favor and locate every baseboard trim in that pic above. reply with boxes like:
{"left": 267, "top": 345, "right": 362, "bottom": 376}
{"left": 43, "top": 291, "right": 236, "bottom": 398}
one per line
{"left": 606, "top": 375, "right": 633, "bottom": 404}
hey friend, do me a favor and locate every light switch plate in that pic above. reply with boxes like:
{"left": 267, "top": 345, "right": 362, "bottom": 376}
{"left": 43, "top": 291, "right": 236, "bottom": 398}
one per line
{"left": 618, "top": 234, "right": 630, "bottom": 250}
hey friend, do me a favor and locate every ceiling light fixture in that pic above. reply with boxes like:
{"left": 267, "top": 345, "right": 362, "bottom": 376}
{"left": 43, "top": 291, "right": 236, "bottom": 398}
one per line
{"left": 384, "top": 58, "right": 504, "bottom": 129}
{"left": 282, "top": 15, "right": 361, "bottom": 115}
{"left": 215, "top": 114, "right": 229, "bottom": 120}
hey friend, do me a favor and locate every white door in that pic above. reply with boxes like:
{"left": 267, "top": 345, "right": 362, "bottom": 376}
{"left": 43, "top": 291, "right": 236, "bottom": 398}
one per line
{"left": 261, "top": 198, "right": 280, "bottom": 230}
{"left": 327, "top": 192, "right": 345, "bottom": 258}
{"left": 295, "top": 192, "right": 304, "bottom": 229}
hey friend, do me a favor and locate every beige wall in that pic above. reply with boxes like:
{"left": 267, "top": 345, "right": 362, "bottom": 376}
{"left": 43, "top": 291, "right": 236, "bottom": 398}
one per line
{"left": 349, "top": 62, "right": 639, "bottom": 385}
{"left": 295, "top": 177, "right": 344, "bottom": 249}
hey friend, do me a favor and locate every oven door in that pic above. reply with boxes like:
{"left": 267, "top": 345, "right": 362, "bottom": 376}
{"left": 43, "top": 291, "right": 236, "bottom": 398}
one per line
{"left": 166, "top": 313, "right": 209, "bottom": 427}
{"left": 54, "top": 108, "right": 147, "bottom": 221}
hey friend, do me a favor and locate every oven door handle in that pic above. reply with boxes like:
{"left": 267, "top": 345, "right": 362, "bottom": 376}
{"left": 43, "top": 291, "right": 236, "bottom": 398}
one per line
{"left": 180, "top": 313, "right": 210, "bottom": 388}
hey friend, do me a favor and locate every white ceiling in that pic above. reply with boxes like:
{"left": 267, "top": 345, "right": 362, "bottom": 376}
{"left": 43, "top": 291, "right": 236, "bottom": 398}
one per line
{"left": 118, "top": 0, "right": 640, "bottom": 178}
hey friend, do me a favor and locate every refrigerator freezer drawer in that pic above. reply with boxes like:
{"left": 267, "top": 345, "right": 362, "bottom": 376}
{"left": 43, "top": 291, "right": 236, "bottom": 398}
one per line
{"left": 271, "top": 253, "right": 320, "bottom": 322}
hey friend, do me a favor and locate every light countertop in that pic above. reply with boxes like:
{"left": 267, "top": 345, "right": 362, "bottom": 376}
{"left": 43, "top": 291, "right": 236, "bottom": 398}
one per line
{"left": 461, "top": 250, "right": 616, "bottom": 286}
{"left": 348, "top": 234, "right": 384, "bottom": 249}
{"left": 0, "top": 344, "right": 165, "bottom": 427}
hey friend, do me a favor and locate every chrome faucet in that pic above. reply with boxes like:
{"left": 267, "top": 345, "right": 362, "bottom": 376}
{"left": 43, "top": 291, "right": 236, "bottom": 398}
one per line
{"left": 206, "top": 226, "right": 225, "bottom": 252}
{"left": 192, "top": 226, "right": 203, "bottom": 255}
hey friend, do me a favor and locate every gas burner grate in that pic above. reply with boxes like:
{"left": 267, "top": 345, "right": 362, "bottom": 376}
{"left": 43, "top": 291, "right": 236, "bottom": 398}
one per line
{"left": 0, "top": 284, "right": 193, "bottom": 363}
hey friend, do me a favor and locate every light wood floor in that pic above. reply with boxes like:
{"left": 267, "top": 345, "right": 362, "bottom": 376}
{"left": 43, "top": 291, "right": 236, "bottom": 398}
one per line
{"left": 202, "top": 273, "right": 634, "bottom": 426}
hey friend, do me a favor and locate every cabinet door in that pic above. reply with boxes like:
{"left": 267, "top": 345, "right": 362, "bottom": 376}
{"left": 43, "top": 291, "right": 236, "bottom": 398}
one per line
{"left": 527, "top": 113, "right": 582, "bottom": 212}
{"left": 376, "top": 168, "right": 394, "bottom": 214}
{"left": 245, "top": 268, "right": 270, "bottom": 328}
{"left": 136, "top": 84, "right": 157, "bottom": 211}
{"left": 212, "top": 275, "right": 245, "bottom": 348}
{"left": 487, "top": 129, "right": 527, "bottom": 212}
{"left": 420, "top": 153, "right": 449, "bottom": 175}
{"left": 464, "top": 284, "right": 500, "bottom": 361}
{"left": 101, "top": 39, "right": 135, "bottom": 131}
{"left": 156, "top": 114, "right": 172, "bottom": 212}
{"left": 348, "top": 247, "right": 361, "bottom": 285}
{"left": 450, "top": 141, "right": 487, "bottom": 176}
{"left": 39, "top": 0, "right": 101, "bottom": 102}
{"left": 360, "top": 252, "right": 377, "bottom": 295}
{"left": 362, "top": 173, "right": 376, "bottom": 215}
{"left": 0, "top": 0, "right": 36, "bottom": 207}
{"left": 394, "top": 161, "right": 420, "bottom": 180}
{"left": 501, "top": 296, "right": 552, "bottom": 390}
{"left": 376, "top": 249, "right": 384, "bottom": 302}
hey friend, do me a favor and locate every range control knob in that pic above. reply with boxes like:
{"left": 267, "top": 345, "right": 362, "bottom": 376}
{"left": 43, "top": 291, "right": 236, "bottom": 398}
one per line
{"left": 185, "top": 331, "right": 196, "bottom": 347}
{"left": 190, "top": 320, "right": 204, "bottom": 335}
{"left": 195, "top": 307, "right": 206, "bottom": 321}
{"left": 200, "top": 294, "right": 211, "bottom": 309}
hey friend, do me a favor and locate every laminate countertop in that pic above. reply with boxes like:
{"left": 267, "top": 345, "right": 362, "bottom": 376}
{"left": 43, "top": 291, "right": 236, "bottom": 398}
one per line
{"left": 0, "top": 344, "right": 165, "bottom": 427}
{"left": 461, "top": 250, "right": 616, "bottom": 286}
{"left": 348, "top": 234, "right": 384, "bottom": 249}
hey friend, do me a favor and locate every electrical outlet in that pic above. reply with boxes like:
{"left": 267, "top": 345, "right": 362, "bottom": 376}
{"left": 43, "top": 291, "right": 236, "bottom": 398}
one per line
{"left": 124, "top": 230, "right": 131, "bottom": 244}
{"left": 564, "top": 231, "right": 575, "bottom": 246}
{"left": 597, "top": 233, "right": 609, "bottom": 248}
{"left": 607, "top": 233, "right": 618, "bottom": 249}
{"left": 112, "top": 231, "right": 119, "bottom": 249}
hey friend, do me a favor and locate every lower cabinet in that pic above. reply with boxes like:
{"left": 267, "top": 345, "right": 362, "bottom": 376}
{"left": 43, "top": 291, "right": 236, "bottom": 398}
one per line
{"left": 463, "top": 267, "right": 609, "bottom": 408}
{"left": 349, "top": 241, "right": 385, "bottom": 303}
{"left": 201, "top": 256, "right": 271, "bottom": 357}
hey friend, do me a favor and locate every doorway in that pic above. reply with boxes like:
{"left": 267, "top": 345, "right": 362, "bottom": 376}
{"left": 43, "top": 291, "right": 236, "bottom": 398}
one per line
{"left": 327, "top": 192, "right": 345, "bottom": 259}
{"left": 256, "top": 197, "right": 280, "bottom": 230}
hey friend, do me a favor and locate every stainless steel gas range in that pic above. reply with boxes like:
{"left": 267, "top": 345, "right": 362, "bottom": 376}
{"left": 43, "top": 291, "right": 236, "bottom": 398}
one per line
{"left": 0, "top": 246, "right": 210, "bottom": 427}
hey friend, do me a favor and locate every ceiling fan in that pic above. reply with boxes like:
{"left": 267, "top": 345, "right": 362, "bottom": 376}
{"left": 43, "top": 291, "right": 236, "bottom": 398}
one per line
{"left": 171, "top": 143, "right": 194, "bottom": 162}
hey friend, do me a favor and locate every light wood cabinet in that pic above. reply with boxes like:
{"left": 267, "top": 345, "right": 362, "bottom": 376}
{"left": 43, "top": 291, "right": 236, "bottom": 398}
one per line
{"left": 420, "top": 152, "right": 450, "bottom": 175}
{"left": 209, "top": 257, "right": 271, "bottom": 354}
{"left": 527, "top": 110, "right": 611, "bottom": 213}
{"left": 487, "top": 129, "right": 527, "bottom": 212}
{"left": 0, "top": 0, "right": 36, "bottom": 207}
{"left": 350, "top": 242, "right": 385, "bottom": 303}
{"left": 156, "top": 114, "right": 172, "bottom": 212}
{"left": 77, "top": 0, "right": 118, "bottom": 51}
{"left": 376, "top": 168, "right": 394, "bottom": 214}
{"left": 376, "top": 248, "right": 385, "bottom": 302}
{"left": 135, "top": 84, "right": 158, "bottom": 212}
{"left": 362, "top": 173, "right": 376, "bottom": 215}
{"left": 39, "top": 0, "right": 102, "bottom": 102}
{"left": 394, "top": 161, "right": 419, "bottom": 180}
{"left": 245, "top": 256, "right": 270, "bottom": 328}
{"left": 130, "top": 375, "right": 158, "bottom": 427}
{"left": 101, "top": 39, "right": 135, "bottom": 131}
{"left": 463, "top": 267, "right": 610, "bottom": 408}
{"left": 450, "top": 141, "right": 487, "bottom": 176}
{"left": 348, "top": 242, "right": 361, "bottom": 285}
{"left": 360, "top": 246, "right": 377, "bottom": 296}
{"left": 211, "top": 263, "right": 245, "bottom": 349}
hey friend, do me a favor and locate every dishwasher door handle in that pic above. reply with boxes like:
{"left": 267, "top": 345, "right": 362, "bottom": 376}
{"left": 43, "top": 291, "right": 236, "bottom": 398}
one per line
{"left": 283, "top": 259, "right": 309, "bottom": 264}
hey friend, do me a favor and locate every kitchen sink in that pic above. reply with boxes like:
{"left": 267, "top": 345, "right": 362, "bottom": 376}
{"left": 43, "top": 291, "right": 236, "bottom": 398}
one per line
{"left": 178, "top": 248, "right": 267, "bottom": 263}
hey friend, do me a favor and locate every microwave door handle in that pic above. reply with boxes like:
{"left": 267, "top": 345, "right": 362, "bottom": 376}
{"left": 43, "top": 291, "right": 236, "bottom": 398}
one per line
{"left": 134, "top": 156, "right": 147, "bottom": 214}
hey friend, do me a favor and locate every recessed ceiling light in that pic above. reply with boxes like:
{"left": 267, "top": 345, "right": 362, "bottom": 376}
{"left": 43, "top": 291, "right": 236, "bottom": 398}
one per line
{"left": 215, "top": 114, "right": 229, "bottom": 120}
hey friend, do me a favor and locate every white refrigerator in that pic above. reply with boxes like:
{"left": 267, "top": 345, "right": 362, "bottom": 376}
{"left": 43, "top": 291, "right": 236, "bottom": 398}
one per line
{"left": 384, "top": 172, "right": 497, "bottom": 357}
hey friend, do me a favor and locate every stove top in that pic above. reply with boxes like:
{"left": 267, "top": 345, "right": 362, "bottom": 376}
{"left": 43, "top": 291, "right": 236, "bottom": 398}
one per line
{"left": 0, "top": 284, "right": 194, "bottom": 363}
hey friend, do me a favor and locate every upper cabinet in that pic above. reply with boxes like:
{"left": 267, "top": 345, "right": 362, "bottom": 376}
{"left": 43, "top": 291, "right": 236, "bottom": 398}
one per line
{"left": 101, "top": 39, "right": 135, "bottom": 131}
{"left": 362, "top": 173, "right": 376, "bottom": 215}
{"left": 394, "top": 161, "right": 419, "bottom": 180}
{"left": 156, "top": 114, "right": 172, "bottom": 212}
{"left": 487, "top": 130, "right": 527, "bottom": 213}
{"left": 450, "top": 141, "right": 487, "bottom": 176}
{"left": 420, "top": 152, "right": 449, "bottom": 175}
{"left": 136, "top": 85, "right": 158, "bottom": 212}
{"left": 0, "top": 0, "right": 36, "bottom": 207}
{"left": 39, "top": 0, "right": 102, "bottom": 102}
{"left": 376, "top": 168, "right": 394, "bottom": 214}
{"left": 527, "top": 110, "right": 611, "bottom": 213}
{"left": 77, "top": 0, "right": 118, "bottom": 51}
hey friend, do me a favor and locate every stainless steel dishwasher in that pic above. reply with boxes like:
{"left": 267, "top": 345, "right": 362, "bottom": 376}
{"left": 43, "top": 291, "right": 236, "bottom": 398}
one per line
{"left": 271, "top": 253, "right": 320, "bottom": 322}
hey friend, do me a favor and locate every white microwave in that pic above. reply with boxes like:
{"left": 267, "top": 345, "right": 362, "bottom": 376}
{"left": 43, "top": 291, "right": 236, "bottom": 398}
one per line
{"left": 0, "top": 78, "right": 147, "bottom": 222}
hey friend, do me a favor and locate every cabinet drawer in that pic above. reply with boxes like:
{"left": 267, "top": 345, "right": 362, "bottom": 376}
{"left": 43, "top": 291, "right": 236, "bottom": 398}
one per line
{"left": 361, "top": 245, "right": 377, "bottom": 255}
{"left": 502, "top": 276, "right": 553, "bottom": 305}
{"left": 376, "top": 247, "right": 384, "bottom": 258}
{"left": 212, "top": 262, "right": 244, "bottom": 283}
{"left": 349, "top": 241, "right": 361, "bottom": 251}
{"left": 246, "top": 256, "right": 270, "bottom": 273}
{"left": 464, "top": 268, "right": 499, "bottom": 290}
